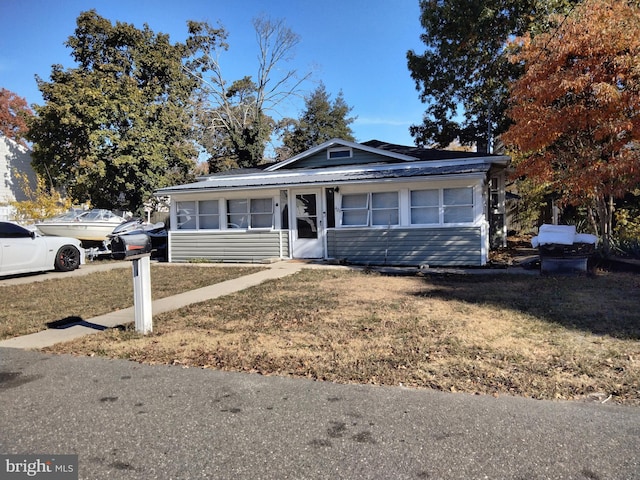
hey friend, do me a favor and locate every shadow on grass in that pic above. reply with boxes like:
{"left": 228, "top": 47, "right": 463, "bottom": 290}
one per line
{"left": 411, "top": 272, "right": 640, "bottom": 340}
{"left": 46, "top": 316, "right": 108, "bottom": 331}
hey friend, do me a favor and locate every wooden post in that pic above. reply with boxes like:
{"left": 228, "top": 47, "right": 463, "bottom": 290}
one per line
{"left": 132, "top": 254, "right": 153, "bottom": 334}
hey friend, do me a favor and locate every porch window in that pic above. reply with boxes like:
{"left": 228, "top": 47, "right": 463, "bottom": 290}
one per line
{"left": 227, "top": 198, "right": 273, "bottom": 229}
{"left": 198, "top": 200, "right": 220, "bottom": 229}
{"left": 341, "top": 192, "right": 399, "bottom": 227}
{"left": 371, "top": 192, "right": 399, "bottom": 226}
{"left": 251, "top": 198, "right": 273, "bottom": 228}
{"left": 341, "top": 193, "right": 368, "bottom": 226}
{"left": 176, "top": 200, "right": 220, "bottom": 229}
{"left": 176, "top": 201, "right": 196, "bottom": 229}
{"left": 410, "top": 189, "right": 439, "bottom": 224}
{"left": 410, "top": 187, "right": 474, "bottom": 225}
{"left": 280, "top": 190, "right": 289, "bottom": 229}
{"left": 443, "top": 187, "right": 474, "bottom": 223}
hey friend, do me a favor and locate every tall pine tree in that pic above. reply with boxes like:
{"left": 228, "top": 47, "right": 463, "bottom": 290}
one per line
{"left": 278, "top": 83, "right": 355, "bottom": 159}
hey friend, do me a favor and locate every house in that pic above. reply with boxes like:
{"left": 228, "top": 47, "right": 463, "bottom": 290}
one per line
{"left": 155, "top": 139, "right": 510, "bottom": 266}
{"left": 0, "top": 135, "right": 36, "bottom": 221}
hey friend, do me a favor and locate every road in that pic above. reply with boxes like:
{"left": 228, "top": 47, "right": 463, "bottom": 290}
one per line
{"left": 1, "top": 347, "right": 638, "bottom": 480}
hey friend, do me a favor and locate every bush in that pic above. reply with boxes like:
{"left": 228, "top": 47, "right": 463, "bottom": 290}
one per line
{"left": 612, "top": 208, "right": 640, "bottom": 257}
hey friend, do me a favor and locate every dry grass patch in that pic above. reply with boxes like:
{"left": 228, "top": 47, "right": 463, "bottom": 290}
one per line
{"left": 0, "top": 264, "right": 263, "bottom": 339}
{"left": 46, "top": 269, "right": 640, "bottom": 405}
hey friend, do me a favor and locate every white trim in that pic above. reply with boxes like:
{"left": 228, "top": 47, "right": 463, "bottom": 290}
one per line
{"left": 159, "top": 167, "right": 491, "bottom": 196}
{"left": 322, "top": 188, "right": 328, "bottom": 260}
{"left": 290, "top": 188, "right": 324, "bottom": 259}
{"left": 481, "top": 221, "right": 489, "bottom": 265}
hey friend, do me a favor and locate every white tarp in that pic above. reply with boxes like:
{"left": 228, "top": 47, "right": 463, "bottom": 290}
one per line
{"left": 531, "top": 224, "right": 598, "bottom": 247}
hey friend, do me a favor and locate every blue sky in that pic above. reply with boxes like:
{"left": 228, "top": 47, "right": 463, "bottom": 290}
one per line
{"left": 0, "top": 0, "right": 427, "bottom": 147}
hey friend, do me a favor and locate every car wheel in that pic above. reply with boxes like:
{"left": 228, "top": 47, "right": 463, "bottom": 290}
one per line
{"left": 54, "top": 245, "right": 81, "bottom": 272}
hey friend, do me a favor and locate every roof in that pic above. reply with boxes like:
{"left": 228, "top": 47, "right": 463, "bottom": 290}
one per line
{"left": 157, "top": 162, "right": 492, "bottom": 194}
{"left": 156, "top": 138, "right": 509, "bottom": 195}
{"left": 362, "top": 140, "right": 495, "bottom": 161}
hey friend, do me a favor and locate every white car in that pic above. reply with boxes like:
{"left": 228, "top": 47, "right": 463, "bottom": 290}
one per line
{"left": 0, "top": 221, "right": 85, "bottom": 277}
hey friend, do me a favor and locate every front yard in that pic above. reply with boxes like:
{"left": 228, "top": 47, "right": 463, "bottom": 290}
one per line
{"left": 34, "top": 267, "right": 640, "bottom": 406}
{"left": 0, "top": 264, "right": 263, "bottom": 340}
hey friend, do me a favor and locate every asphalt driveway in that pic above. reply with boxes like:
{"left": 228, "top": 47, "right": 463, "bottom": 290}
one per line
{"left": 1, "top": 347, "right": 638, "bottom": 480}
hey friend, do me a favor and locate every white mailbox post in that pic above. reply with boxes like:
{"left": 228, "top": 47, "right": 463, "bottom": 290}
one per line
{"left": 132, "top": 254, "right": 153, "bottom": 334}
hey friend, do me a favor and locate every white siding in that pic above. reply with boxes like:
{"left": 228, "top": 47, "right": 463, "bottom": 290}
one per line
{"left": 0, "top": 136, "right": 36, "bottom": 205}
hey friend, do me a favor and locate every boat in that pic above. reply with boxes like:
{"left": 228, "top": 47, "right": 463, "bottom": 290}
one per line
{"left": 35, "top": 209, "right": 127, "bottom": 245}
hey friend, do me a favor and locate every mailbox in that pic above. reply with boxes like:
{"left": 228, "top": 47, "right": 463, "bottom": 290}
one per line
{"left": 109, "top": 219, "right": 167, "bottom": 261}
{"left": 110, "top": 232, "right": 152, "bottom": 260}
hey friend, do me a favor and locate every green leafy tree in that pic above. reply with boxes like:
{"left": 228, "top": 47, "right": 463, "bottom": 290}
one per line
{"left": 277, "top": 83, "right": 356, "bottom": 159}
{"left": 407, "top": 0, "right": 578, "bottom": 152}
{"left": 188, "top": 17, "right": 310, "bottom": 171}
{"left": 27, "top": 10, "right": 219, "bottom": 213}
{"left": 0, "top": 88, "right": 32, "bottom": 147}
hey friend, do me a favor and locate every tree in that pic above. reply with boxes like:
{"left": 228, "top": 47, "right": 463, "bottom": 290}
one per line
{"left": 0, "top": 88, "right": 32, "bottom": 147}
{"left": 9, "top": 171, "right": 72, "bottom": 222}
{"left": 406, "top": 0, "right": 578, "bottom": 152}
{"left": 277, "top": 83, "right": 356, "bottom": 159}
{"left": 188, "top": 17, "right": 310, "bottom": 171}
{"left": 502, "top": 0, "right": 640, "bottom": 251}
{"left": 27, "top": 10, "right": 216, "bottom": 213}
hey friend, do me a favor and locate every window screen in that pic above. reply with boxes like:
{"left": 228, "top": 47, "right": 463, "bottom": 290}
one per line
{"left": 443, "top": 188, "right": 474, "bottom": 223}
{"left": 410, "top": 189, "right": 439, "bottom": 224}
{"left": 198, "top": 200, "right": 219, "bottom": 229}
{"left": 371, "top": 192, "right": 399, "bottom": 226}
{"left": 176, "top": 201, "right": 196, "bottom": 229}
{"left": 227, "top": 198, "right": 273, "bottom": 229}
{"left": 341, "top": 193, "right": 368, "bottom": 226}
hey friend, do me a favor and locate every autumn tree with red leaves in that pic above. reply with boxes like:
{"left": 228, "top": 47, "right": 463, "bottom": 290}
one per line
{"left": 503, "top": 0, "right": 640, "bottom": 251}
{"left": 0, "top": 88, "right": 33, "bottom": 147}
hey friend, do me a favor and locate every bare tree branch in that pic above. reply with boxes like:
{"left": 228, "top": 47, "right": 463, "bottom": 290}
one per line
{"left": 187, "top": 15, "right": 311, "bottom": 169}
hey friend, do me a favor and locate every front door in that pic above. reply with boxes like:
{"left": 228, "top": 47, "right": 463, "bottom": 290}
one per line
{"left": 292, "top": 190, "right": 323, "bottom": 258}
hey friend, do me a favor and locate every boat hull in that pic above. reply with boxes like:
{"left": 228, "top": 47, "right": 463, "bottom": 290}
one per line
{"left": 35, "top": 209, "right": 127, "bottom": 243}
{"left": 36, "top": 222, "right": 121, "bottom": 242}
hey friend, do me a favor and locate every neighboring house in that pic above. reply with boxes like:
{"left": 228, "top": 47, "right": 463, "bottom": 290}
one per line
{"left": 156, "top": 139, "right": 510, "bottom": 266}
{"left": 0, "top": 135, "right": 36, "bottom": 221}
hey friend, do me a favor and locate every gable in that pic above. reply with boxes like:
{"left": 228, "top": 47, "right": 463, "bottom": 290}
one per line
{"left": 289, "top": 145, "right": 410, "bottom": 169}
{"left": 265, "top": 138, "right": 508, "bottom": 172}
{"left": 265, "top": 139, "right": 416, "bottom": 171}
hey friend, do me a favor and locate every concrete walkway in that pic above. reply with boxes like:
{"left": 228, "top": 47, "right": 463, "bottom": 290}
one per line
{"left": 0, "top": 261, "right": 304, "bottom": 350}
{"left": 0, "top": 258, "right": 537, "bottom": 350}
